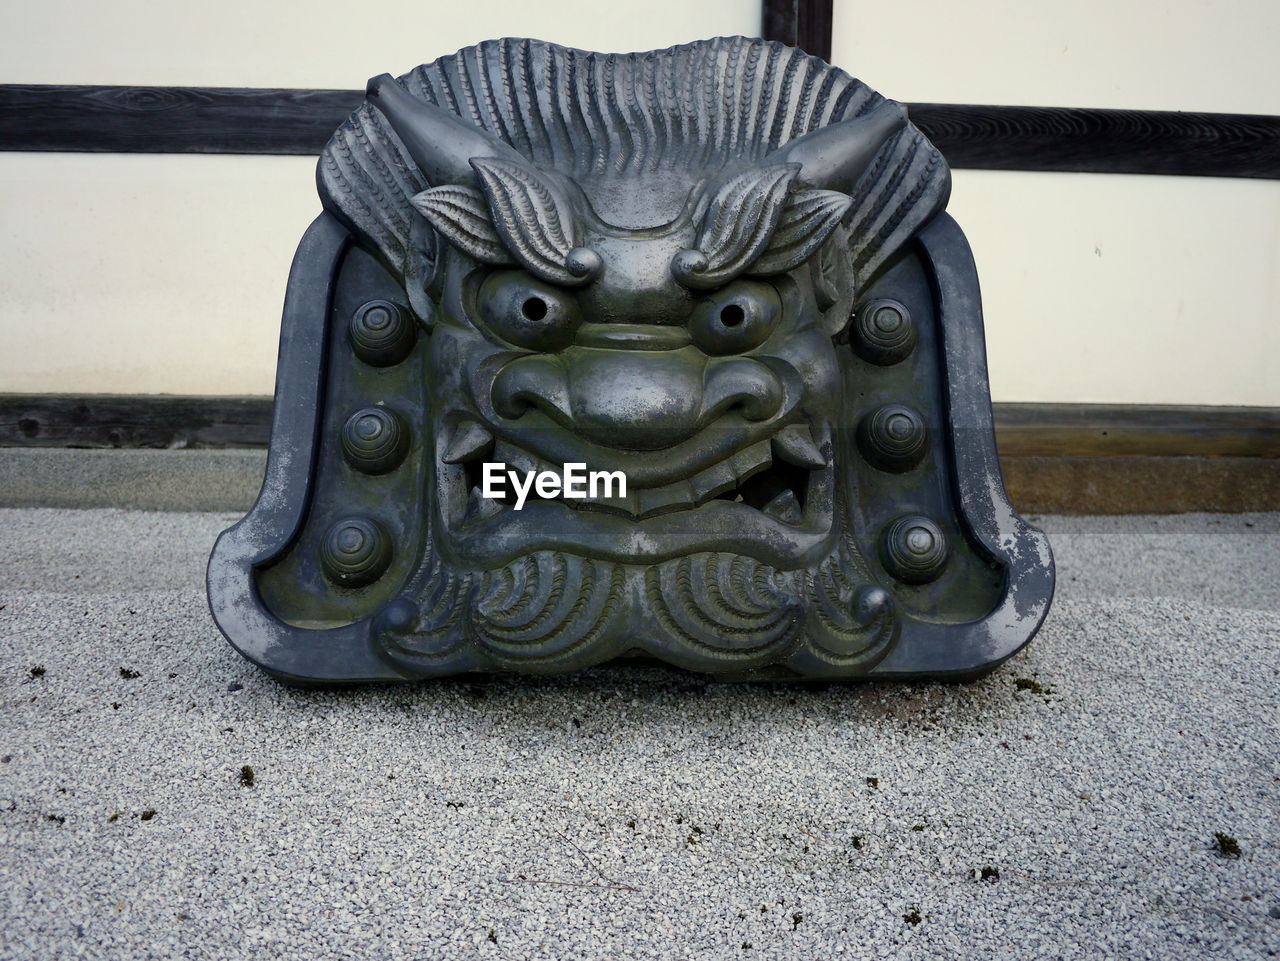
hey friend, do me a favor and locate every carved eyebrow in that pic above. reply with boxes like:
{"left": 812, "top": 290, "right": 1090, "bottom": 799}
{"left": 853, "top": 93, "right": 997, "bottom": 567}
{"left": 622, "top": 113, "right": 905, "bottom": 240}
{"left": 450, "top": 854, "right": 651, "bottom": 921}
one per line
{"left": 411, "top": 157, "right": 602, "bottom": 286}
{"left": 671, "top": 164, "right": 852, "bottom": 289}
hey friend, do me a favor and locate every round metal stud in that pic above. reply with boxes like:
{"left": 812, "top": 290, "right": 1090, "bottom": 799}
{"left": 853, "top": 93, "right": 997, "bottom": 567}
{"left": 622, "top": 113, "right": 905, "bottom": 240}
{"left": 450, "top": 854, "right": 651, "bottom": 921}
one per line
{"left": 852, "top": 298, "right": 917, "bottom": 366}
{"left": 319, "top": 516, "right": 392, "bottom": 588}
{"left": 857, "top": 403, "right": 928, "bottom": 472}
{"left": 349, "top": 299, "right": 416, "bottom": 366}
{"left": 880, "top": 515, "right": 949, "bottom": 584}
{"left": 375, "top": 596, "right": 419, "bottom": 635}
{"left": 853, "top": 585, "right": 893, "bottom": 624}
{"left": 341, "top": 406, "right": 409, "bottom": 474}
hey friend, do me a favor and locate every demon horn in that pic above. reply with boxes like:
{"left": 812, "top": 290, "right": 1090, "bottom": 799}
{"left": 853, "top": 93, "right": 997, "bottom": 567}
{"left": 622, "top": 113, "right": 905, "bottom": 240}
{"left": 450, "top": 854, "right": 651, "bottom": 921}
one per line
{"left": 764, "top": 99, "right": 909, "bottom": 193}
{"left": 365, "top": 74, "right": 524, "bottom": 186}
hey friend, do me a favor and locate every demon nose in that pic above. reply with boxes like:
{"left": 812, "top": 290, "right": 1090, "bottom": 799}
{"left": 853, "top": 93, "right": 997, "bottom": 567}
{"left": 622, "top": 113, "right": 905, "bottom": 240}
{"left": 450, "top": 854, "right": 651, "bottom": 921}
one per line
{"left": 490, "top": 349, "right": 784, "bottom": 450}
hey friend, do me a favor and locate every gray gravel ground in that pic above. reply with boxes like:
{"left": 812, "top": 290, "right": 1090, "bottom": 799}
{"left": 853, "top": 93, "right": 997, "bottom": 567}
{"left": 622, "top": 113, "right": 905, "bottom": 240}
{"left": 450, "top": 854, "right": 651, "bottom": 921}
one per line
{"left": 1, "top": 509, "right": 1277, "bottom": 960}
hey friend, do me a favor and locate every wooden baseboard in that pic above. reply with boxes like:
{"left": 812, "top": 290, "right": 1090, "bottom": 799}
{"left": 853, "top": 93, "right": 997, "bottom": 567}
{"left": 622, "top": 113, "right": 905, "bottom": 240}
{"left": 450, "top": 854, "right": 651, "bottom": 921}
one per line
{"left": 0, "top": 394, "right": 272, "bottom": 449}
{"left": 1, "top": 394, "right": 1276, "bottom": 514}
{"left": 992, "top": 403, "right": 1280, "bottom": 458}
{"left": 1002, "top": 456, "right": 1279, "bottom": 515}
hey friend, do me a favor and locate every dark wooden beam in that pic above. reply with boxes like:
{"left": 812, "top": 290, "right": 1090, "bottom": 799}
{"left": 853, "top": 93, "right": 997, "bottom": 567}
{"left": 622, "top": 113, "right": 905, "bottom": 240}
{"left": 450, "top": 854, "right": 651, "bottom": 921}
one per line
{"left": 909, "top": 103, "right": 1280, "bottom": 179}
{"left": 2, "top": 84, "right": 1277, "bottom": 180}
{"left": 3, "top": 395, "right": 1277, "bottom": 513}
{"left": 0, "top": 84, "right": 362, "bottom": 155}
{"left": 0, "top": 394, "right": 273, "bottom": 449}
{"left": 5, "top": 395, "right": 1276, "bottom": 457}
{"left": 993, "top": 403, "right": 1280, "bottom": 459}
{"left": 1001, "top": 456, "right": 1280, "bottom": 516}
{"left": 762, "top": 0, "right": 834, "bottom": 61}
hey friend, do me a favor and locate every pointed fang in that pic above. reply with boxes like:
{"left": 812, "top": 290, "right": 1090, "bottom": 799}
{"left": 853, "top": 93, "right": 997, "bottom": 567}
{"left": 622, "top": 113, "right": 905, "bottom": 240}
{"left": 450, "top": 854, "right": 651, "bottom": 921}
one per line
{"left": 464, "top": 487, "right": 503, "bottom": 523}
{"left": 443, "top": 421, "right": 495, "bottom": 464}
{"left": 771, "top": 424, "right": 826, "bottom": 469}
{"left": 761, "top": 488, "right": 803, "bottom": 524}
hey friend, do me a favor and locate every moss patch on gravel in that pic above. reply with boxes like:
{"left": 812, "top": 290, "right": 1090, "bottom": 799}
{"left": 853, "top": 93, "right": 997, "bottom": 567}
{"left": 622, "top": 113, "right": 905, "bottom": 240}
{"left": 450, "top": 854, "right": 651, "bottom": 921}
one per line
{"left": 1213, "top": 832, "right": 1242, "bottom": 858}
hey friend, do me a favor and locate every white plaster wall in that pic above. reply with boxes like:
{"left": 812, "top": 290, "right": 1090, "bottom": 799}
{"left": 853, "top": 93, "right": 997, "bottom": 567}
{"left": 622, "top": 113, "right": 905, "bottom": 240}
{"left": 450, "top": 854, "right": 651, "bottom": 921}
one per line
{"left": 828, "top": 0, "right": 1280, "bottom": 405}
{"left": 0, "top": 153, "right": 316, "bottom": 396}
{"left": 830, "top": 0, "right": 1280, "bottom": 114}
{"left": 1, "top": 0, "right": 1277, "bottom": 403}
{"left": 949, "top": 170, "right": 1280, "bottom": 405}
{"left": 0, "top": 0, "right": 761, "bottom": 87}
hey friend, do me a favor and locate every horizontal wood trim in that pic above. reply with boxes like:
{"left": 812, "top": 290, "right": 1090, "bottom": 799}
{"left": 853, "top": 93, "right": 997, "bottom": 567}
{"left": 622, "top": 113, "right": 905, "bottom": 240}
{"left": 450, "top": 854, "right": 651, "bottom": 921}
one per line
{"left": 907, "top": 103, "right": 1280, "bottom": 179}
{"left": 3, "top": 395, "right": 1277, "bottom": 458}
{"left": 993, "top": 403, "right": 1280, "bottom": 459}
{"left": 0, "top": 395, "right": 273, "bottom": 449}
{"left": 1, "top": 84, "right": 1277, "bottom": 179}
{"left": 3, "top": 396, "right": 1275, "bottom": 513}
{"left": 0, "top": 84, "right": 360, "bottom": 155}
{"left": 2, "top": 441, "right": 1274, "bottom": 517}
{"left": 1002, "top": 456, "right": 1280, "bottom": 515}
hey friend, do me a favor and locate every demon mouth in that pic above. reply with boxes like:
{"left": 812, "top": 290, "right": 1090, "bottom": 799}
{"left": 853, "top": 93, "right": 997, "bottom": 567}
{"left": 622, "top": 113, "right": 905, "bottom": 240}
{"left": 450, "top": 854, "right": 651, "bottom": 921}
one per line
{"left": 442, "top": 418, "right": 830, "bottom": 528}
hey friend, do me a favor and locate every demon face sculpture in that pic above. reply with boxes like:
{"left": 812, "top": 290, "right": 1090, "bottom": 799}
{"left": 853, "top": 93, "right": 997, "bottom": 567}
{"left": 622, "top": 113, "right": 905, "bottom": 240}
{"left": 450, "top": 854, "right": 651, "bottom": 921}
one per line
{"left": 208, "top": 37, "right": 1054, "bottom": 684}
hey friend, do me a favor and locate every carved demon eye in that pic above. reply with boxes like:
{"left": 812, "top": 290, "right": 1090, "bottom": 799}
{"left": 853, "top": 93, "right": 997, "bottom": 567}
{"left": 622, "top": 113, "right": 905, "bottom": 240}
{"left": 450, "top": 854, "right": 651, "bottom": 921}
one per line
{"left": 689, "top": 280, "right": 781, "bottom": 356}
{"left": 477, "top": 270, "right": 581, "bottom": 351}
